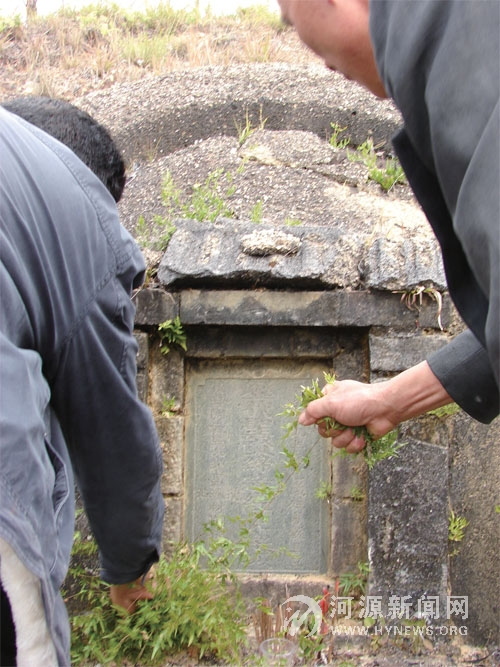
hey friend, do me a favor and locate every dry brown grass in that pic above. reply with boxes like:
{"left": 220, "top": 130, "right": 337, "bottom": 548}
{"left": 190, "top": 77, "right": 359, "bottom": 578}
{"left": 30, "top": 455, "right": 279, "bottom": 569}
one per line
{"left": 0, "top": 3, "right": 316, "bottom": 102}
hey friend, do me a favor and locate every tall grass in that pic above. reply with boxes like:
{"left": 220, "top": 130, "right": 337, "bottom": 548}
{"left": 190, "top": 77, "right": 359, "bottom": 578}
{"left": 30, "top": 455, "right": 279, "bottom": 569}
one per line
{"left": 0, "top": 1, "right": 307, "bottom": 100}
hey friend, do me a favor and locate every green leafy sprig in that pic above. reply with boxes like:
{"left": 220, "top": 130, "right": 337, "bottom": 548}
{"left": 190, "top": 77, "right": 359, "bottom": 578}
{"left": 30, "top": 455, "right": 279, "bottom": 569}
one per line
{"left": 280, "top": 372, "right": 405, "bottom": 470}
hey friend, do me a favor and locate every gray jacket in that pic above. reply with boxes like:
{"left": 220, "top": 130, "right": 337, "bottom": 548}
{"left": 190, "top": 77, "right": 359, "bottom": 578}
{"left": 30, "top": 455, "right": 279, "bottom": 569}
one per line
{"left": 0, "top": 108, "right": 164, "bottom": 664}
{"left": 370, "top": 0, "right": 500, "bottom": 422}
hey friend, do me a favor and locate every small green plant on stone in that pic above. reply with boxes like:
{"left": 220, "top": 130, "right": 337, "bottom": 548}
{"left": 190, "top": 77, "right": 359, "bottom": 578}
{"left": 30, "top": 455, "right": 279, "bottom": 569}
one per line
{"left": 448, "top": 510, "right": 469, "bottom": 544}
{"left": 135, "top": 213, "right": 177, "bottom": 252}
{"left": 235, "top": 107, "right": 267, "bottom": 145}
{"left": 329, "top": 122, "right": 350, "bottom": 150}
{"left": 284, "top": 217, "right": 302, "bottom": 226}
{"left": 338, "top": 561, "right": 370, "bottom": 598}
{"left": 160, "top": 396, "right": 176, "bottom": 417}
{"left": 158, "top": 317, "right": 187, "bottom": 355}
{"left": 280, "top": 373, "right": 405, "bottom": 470}
{"left": 250, "top": 199, "right": 264, "bottom": 223}
{"left": 348, "top": 138, "right": 406, "bottom": 191}
{"left": 158, "top": 168, "right": 238, "bottom": 224}
{"left": 350, "top": 485, "right": 365, "bottom": 502}
{"left": 182, "top": 168, "right": 236, "bottom": 222}
{"left": 371, "top": 157, "right": 406, "bottom": 191}
{"left": 315, "top": 480, "right": 333, "bottom": 500}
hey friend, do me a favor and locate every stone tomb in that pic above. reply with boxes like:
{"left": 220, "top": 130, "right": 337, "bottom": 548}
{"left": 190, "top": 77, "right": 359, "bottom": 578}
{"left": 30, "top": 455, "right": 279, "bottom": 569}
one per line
{"left": 80, "top": 64, "right": 499, "bottom": 643}
{"left": 135, "top": 283, "right": 449, "bottom": 594}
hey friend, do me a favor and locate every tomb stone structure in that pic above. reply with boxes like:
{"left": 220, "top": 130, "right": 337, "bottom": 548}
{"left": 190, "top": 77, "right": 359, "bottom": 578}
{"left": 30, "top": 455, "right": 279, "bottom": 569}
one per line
{"left": 77, "top": 64, "right": 499, "bottom": 645}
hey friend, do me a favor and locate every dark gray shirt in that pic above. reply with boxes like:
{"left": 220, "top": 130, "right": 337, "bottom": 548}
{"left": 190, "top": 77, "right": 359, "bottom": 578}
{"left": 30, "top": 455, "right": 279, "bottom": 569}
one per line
{"left": 370, "top": 0, "right": 500, "bottom": 422}
{"left": 0, "top": 108, "right": 164, "bottom": 664}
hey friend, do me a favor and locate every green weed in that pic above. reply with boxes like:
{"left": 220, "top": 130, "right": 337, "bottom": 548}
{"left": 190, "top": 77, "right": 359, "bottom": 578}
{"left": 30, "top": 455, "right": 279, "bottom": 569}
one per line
{"left": 349, "top": 485, "right": 365, "bottom": 501}
{"left": 348, "top": 138, "right": 406, "bottom": 191}
{"left": 158, "top": 316, "right": 187, "bottom": 355}
{"left": 315, "top": 480, "right": 333, "bottom": 500}
{"left": 160, "top": 396, "right": 176, "bottom": 417}
{"left": 280, "top": 372, "right": 405, "bottom": 470}
{"left": 135, "top": 213, "right": 176, "bottom": 252}
{"left": 427, "top": 403, "right": 461, "bottom": 418}
{"left": 68, "top": 538, "right": 247, "bottom": 665}
{"left": 338, "top": 561, "right": 370, "bottom": 598}
{"left": 159, "top": 167, "right": 237, "bottom": 223}
{"left": 329, "top": 122, "right": 350, "bottom": 150}
{"left": 235, "top": 106, "right": 267, "bottom": 145}
{"left": 250, "top": 199, "right": 264, "bottom": 223}
{"left": 448, "top": 510, "right": 468, "bottom": 543}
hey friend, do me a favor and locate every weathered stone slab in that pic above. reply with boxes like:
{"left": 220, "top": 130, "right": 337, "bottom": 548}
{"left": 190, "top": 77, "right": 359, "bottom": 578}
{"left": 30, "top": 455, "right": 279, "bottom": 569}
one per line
{"left": 163, "top": 496, "right": 182, "bottom": 556}
{"left": 368, "top": 439, "right": 449, "bottom": 618}
{"left": 331, "top": 498, "right": 367, "bottom": 576}
{"left": 134, "top": 287, "right": 178, "bottom": 326}
{"left": 158, "top": 218, "right": 360, "bottom": 289}
{"left": 157, "top": 209, "right": 445, "bottom": 291}
{"left": 365, "top": 236, "right": 447, "bottom": 291}
{"left": 77, "top": 64, "right": 401, "bottom": 163}
{"left": 148, "top": 345, "right": 184, "bottom": 415}
{"left": 448, "top": 413, "right": 500, "bottom": 644}
{"left": 369, "top": 331, "right": 449, "bottom": 373}
{"left": 184, "top": 359, "right": 332, "bottom": 574}
{"left": 156, "top": 416, "right": 183, "bottom": 496}
{"left": 179, "top": 288, "right": 452, "bottom": 330}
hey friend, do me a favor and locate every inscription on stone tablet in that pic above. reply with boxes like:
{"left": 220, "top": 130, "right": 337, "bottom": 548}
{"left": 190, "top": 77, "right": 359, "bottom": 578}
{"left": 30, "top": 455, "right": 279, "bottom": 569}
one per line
{"left": 185, "top": 359, "right": 330, "bottom": 573}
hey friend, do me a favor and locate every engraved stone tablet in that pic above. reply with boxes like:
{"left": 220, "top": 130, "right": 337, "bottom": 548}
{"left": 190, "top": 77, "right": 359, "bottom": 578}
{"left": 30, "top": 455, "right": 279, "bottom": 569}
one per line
{"left": 185, "top": 359, "right": 331, "bottom": 573}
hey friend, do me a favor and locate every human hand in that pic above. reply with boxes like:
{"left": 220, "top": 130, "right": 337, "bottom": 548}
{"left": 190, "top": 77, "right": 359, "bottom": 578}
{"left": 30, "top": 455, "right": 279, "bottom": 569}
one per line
{"left": 109, "top": 574, "right": 153, "bottom": 614}
{"left": 297, "top": 362, "right": 454, "bottom": 454}
{"left": 298, "top": 378, "right": 397, "bottom": 454}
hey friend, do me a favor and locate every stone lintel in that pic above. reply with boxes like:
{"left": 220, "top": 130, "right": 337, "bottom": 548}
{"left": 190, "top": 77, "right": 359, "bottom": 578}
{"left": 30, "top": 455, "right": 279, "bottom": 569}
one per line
{"left": 180, "top": 288, "right": 451, "bottom": 329}
{"left": 134, "top": 287, "right": 179, "bottom": 326}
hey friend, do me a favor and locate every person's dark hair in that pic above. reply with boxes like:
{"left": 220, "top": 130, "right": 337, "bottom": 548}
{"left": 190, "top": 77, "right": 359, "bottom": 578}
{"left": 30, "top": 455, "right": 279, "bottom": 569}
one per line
{"left": 2, "top": 96, "right": 126, "bottom": 203}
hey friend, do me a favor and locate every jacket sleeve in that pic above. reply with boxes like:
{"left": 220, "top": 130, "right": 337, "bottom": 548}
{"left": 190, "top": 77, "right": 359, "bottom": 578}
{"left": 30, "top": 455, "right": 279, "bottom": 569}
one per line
{"left": 0, "top": 108, "right": 164, "bottom": 585}
{"left": 428, "top": 329, "right": 499, "bottom": 424}
{"left": 51, "top": 242, "right": 164, "bottom": 585}
{"left": 392, "top": 128, "right": 499, "bottom": 424}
